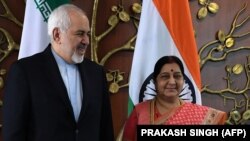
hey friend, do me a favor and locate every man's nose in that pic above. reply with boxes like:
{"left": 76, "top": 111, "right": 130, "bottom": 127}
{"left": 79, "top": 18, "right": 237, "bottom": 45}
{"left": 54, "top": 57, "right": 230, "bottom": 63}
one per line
{"left": 81, "top": 34, "right": 89, "bottom": 45}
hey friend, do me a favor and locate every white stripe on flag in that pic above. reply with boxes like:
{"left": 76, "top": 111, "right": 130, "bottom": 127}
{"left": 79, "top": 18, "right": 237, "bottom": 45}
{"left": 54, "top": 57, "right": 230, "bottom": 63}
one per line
{"left": 19, "top": 0, "right": 50, "bottom": 59}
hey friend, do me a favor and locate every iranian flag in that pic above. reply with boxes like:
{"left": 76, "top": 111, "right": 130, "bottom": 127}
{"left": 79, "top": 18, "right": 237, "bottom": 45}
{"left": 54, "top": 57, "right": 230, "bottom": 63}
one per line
{"left": 128, "top": 0, "right": 201, "bottom": 114}
{"left": 19, "top": 0, "right": 69, "bottom": 59}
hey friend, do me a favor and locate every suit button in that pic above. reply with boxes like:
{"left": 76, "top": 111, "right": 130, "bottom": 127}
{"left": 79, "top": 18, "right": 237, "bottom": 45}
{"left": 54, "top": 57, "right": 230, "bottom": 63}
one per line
{"left": 75, "top": 129, "right": 79, "bottom": 134}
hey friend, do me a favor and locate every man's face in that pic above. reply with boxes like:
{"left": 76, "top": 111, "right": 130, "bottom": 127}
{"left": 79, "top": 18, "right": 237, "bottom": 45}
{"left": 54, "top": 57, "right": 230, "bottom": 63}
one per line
{"left": 60, "top": 11, "right": 90, "bottom": 64}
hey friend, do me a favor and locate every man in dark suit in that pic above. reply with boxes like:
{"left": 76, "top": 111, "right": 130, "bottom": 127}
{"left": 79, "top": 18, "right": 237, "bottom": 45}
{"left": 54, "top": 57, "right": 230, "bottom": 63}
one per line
{"left": 3, "top": 4, "right": 114, "bottom": 141}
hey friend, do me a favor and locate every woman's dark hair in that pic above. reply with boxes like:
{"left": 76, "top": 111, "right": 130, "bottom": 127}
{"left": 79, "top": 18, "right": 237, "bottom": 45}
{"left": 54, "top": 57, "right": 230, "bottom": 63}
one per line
{"left": 153, "top": 56, "right": 184, "bottom": 81}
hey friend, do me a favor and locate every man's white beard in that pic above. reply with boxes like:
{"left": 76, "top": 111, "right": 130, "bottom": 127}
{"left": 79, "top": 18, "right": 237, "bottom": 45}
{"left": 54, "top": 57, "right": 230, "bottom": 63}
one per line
{"left": 72, "top": 51, "right": 84, "bottom": 63}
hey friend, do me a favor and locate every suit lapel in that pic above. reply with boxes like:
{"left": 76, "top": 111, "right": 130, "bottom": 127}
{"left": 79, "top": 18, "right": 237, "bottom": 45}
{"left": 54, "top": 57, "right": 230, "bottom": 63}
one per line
{"left": 77, "top": 62, "right": 88, "bottom": 121}
{"left": 42, "top": 46, "right": 75, "bottom": 121}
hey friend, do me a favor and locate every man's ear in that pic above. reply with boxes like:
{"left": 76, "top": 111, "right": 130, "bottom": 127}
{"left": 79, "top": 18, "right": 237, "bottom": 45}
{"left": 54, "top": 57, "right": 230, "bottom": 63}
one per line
{"left": 52, "top": 27, "right": 61, "bottom": 43}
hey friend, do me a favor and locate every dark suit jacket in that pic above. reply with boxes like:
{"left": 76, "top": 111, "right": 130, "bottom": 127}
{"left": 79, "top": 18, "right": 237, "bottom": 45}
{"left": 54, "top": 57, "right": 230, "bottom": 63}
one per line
{"left": 3, "top": 45, "right": 114, "bottom": 141}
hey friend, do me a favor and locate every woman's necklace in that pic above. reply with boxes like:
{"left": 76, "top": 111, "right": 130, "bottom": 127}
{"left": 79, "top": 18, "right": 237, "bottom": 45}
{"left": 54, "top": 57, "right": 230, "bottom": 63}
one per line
{"left": 150, "top": 99, "right": 183, "bottom": 125}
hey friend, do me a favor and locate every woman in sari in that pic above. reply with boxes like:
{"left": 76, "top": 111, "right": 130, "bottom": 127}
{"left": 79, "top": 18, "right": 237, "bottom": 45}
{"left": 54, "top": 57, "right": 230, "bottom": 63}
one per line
{"left": 122, "top": 56, "right": 227, "bottom": 141}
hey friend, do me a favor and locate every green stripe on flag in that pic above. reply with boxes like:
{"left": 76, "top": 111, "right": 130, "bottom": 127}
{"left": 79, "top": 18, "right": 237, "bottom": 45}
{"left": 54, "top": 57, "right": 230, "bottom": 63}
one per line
{"left": 34, "top": 0, "right": 69, "bottom": 22}
{"left": 127, "top": 97, "right": 134, "bottom": 117}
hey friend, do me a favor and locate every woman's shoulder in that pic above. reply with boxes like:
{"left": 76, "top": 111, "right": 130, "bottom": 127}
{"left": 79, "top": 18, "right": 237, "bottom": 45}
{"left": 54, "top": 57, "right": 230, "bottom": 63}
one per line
{"left": 182, "top": 102, "right": 225, "bottom": 114}
{"left": 183, "top": 102, "right": 227, "bottom": 124}
{"left": 134, "top": 99, "right": 153, "bottom": 110}
{"left": 185, "top": 103, "right": 227, "bottom": 119}
{"left": 182, "top": 102, "right": 204, "bottom": 108}
{"left": 135, "top": 99, "right": 152, "bottom": 106}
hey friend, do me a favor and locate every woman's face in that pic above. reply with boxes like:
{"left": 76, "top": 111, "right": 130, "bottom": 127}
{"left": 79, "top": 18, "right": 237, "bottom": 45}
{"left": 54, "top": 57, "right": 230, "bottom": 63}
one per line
{"left": 155, "top": 63, "right": 184, "bottom": 100}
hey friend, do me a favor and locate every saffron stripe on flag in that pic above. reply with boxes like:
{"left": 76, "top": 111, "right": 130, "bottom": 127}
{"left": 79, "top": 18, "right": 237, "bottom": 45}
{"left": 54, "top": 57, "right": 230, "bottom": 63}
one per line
{"left": 153, "top": 0, "right": 201, "bottom": 89}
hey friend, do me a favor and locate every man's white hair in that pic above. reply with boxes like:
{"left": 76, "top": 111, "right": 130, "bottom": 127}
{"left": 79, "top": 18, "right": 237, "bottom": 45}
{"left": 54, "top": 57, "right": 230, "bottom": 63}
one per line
{"left": 47, "top": 4, "right": 86, "bottom": 41}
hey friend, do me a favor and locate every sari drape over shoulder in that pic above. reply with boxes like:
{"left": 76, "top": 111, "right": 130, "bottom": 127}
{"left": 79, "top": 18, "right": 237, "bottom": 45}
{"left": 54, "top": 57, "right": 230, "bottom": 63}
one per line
{"left": 122, "top": 99, "right": 227, "bottom": 141}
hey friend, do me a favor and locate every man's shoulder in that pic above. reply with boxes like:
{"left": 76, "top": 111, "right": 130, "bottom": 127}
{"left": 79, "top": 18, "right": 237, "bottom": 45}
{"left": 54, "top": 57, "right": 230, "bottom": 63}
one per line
{"left": 82, "top": 58, "right": 103, "bottom": 68}
{"left": 16, "top": 52, "right": 44, "bottom": 65}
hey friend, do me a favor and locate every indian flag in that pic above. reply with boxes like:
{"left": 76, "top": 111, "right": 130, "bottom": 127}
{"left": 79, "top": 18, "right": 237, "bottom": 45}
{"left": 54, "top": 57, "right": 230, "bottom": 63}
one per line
{"left": 128, "top": 0, "right": 201, "bottom": 114}
{"left": 19, "top": 0, "right": 69, "bottom": 59}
